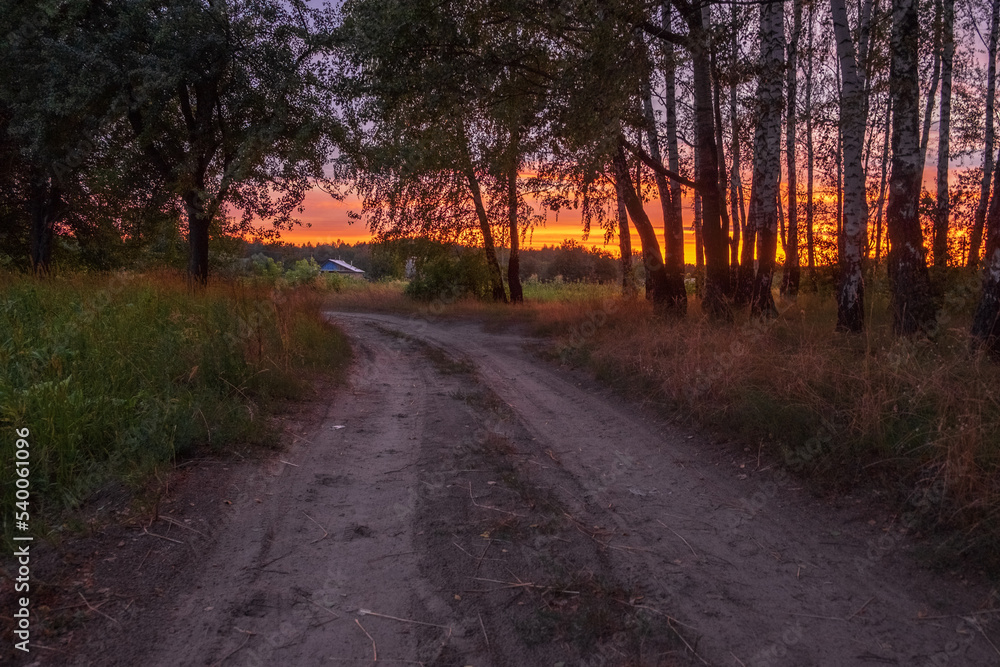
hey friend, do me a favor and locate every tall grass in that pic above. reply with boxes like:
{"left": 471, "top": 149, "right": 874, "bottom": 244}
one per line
{"left": 546, "top": 285, "right": 1000, "bottom": 569}
{"left": 0, "top": 271, "right": 350, "bottom": 539}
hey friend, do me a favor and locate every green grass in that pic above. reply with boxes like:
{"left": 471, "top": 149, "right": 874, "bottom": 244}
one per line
{"left": 521, "top": 280, "right": 618, "bottom": 303}
{"left": 0, "top": 271, "right": 350, "bottom": 541}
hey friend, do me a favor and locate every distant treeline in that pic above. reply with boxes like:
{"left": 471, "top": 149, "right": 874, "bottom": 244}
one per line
{"left": 245, "top": 239, "right": 626, "bottom": 285}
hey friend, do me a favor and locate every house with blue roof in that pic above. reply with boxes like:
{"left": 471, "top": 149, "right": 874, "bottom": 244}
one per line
{"left": 319, "top": 258, "right": 366, "bottom": 277}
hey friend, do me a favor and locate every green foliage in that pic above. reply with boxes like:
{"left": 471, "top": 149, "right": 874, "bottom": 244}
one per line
{"left": 542, "top": 240, "right": 619, "bottom": 283}
{"left": 0, "top": 0, "right": 342, "bottom": 279}
{"left": 0, "top": 272, "right": 350, "bottom": 541}
{"left": 250, "top": 253, "right": 284, "bottom": 281}
{"left": 405, "top": 244, "right": 494, "bottom": 301}
{"left": 284, "top": 258, "right": 322, "bottom": 286}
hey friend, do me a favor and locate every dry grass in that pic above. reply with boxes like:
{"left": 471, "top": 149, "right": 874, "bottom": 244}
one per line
{"left": 549, "top": 289, "right": 1000, "bottom": 568}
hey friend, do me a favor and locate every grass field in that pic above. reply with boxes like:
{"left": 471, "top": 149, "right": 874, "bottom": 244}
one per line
{"left": 0, "top": 271, "right": 351, "bottom": 543}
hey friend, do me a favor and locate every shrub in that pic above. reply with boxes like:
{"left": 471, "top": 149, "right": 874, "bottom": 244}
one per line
{"left": 250, "top": 253, "right": 283, "bottom": 281}
{"left": 405, "top": 245, "right": 494, "bottom": 301}
{"left": 284, "top": 257, "right": 322, "bottom": 286}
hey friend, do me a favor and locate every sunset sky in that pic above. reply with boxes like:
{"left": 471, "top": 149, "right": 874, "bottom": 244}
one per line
{"left": 276, "top": 186, "right": 702, "bottom": 257}
{"left": 275, "top": 162, "right": 954, "bottom": 261}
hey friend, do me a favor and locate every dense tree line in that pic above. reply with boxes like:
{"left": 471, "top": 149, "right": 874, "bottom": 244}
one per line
{"left": 1, "top": 0, "right": 338, "bottom": 281}
{"left": 5, "top": 0, "right": 1000, "bottom": 347}
{"left": 249, "top": 239, "right": 622, "bottom": 285}
{"left": 334, "top": 0, "right": 1000, "bottom": 344}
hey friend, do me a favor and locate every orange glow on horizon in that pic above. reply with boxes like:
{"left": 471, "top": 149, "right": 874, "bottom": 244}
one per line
{"left": 276, "top": 186, "right": 709, "bottom": 261}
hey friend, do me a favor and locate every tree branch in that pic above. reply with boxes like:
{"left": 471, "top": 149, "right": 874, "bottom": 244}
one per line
{"left": 641, "top": 20, "right": 690, "bottom": 48}
{"left": 619, "top": 135, "right": 699, "bottom": 190}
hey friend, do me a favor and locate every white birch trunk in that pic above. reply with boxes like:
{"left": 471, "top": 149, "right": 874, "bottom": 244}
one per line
{"left": 971, "top": 0, "right": 1000, "bottom": 267}
{"left": 832, "top": 0, "right": 870, "bottom": 331}
{"left": 933, "top": 0, "right": 954, "bottom": 267}
{"left": 749, "top": 0, "right": 785, "bottom": 317}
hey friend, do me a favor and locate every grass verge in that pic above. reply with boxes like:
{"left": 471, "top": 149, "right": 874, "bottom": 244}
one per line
{"left": 1, "top": 270, "right": 350, "bottom": 543}
{"left": 545, "top": 283, "right": 1000, "bottom": 572}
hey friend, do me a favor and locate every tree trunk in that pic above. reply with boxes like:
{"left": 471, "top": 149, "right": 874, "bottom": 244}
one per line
{"left": 873, "top": 97, "right": 892, "bottom": 264}
{"left": 737, "top": 198, "right": 757, "bottom": 305}
{"left": 643, "top": 79, "right": 687, "bottom": 308}
{"left": 685, "top": 5, "right": 730, "bottom": 316}
{"left": 919, "top": 0, "right": 943, "bottom": 172}
{"left": 971, "top": 152, "right": 1000, "bottom": 349}
{"left": 729, "top": 3, "right": 747, "bottom": 278}
{"left": 507, "top": 127, "right": 523, "bottom": 303}
{"left": 932, "top": 0, "right": 954, "bottom": 268}
{"left": 804, "top": 0, "right": 816, "bottom": 285}
{"left": 661, "top": 2, "right": 686, "bottom": 286}
{"left": 711, "top": 39, "right": 732, "bottom": 274}
{"left": 749, "top": 0, "right": 785, "bottom": 318}
{"left": 971, "top": 0, "right": 1000, "bottom": 267}
{"left": 615, "top": 176, "right": 637, "bottom": 296}
{"left": 463, "top": 163, "right": 508, "bottom": 303}
{"left": 835, "top": 66, "right": 845, "bottom": 265}
{"left": 693, "top": 146, "right": 705, "bottom": 295}
{"left": 29, "top": 175, "right": 61, "bottom": 275}
{"left": 887, "top": 0, "right": 937, "bottom": 334}
{"left": 613, "top": 143, "right": 679, "bottom": 308}
{"left": 832, "top": 0, "right": 870, "bottom": 332}
{"left": 184, "top": 188, "right": 211, "bottom": 286}
{"left": 782, "top": 0, "right": 803, "bottom": 296}
{"left": 694, "top": 190, "right": 705, "bottom": 285}
{"left": 857, "top": 0, "right": 878, "bottom": 156}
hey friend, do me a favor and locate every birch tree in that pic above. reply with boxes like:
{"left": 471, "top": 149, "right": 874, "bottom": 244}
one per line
{"left": 643, "top": 4, "right": 730, "bottom": 316}
{"left": 887, "top": 0, "right": 937, "bottom": 334}
{"left": 782, "top": 0, "right": 804, "bottom": 296}
{"left": 615, "top": 177, "right": 637, "bottom": 296}
{"left": 728, "top": 0, "right": 746, "bottom": 274}
{"left": 919, "top": 0, "right": 944, "bottom": 171}
{"left": 804, "top": 1, "right": 818, "bottom": 283}
{"left": 933, "top": 0, "right": 955, "bottom": 267}
{"left": 612, "top": 143, "right": 677, "bottom": 306}
{"left": 660, "top": 2, "right": 687, "bottom": 303}
{"left": 832, "top": 0, "right": 870, "bottom": 331}
{"left": 969, "top": 0, "right": 999, "bottom": 268}
{"left": 749, "top": 0, "right": 786, "bottom": 317}
{"left": 642, "top": 73, "right": 687, "bottom": 309}
{"left": 971, "top": 139, "right": 1000, "bottom": 349}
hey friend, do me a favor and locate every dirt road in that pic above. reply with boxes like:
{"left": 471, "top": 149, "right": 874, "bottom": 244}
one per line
{"left": 21, "top": 312, "right": 1000, "bottom": 666}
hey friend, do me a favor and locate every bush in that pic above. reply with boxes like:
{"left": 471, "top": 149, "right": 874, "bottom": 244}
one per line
{"left": 250, "top": 253, "right": 283, "bottom": 281}
{"left": 284, "top": 257, "right": 322, "bottom": 286}
{"left": 405, "top": 245, "right": 494, "bottom": 301}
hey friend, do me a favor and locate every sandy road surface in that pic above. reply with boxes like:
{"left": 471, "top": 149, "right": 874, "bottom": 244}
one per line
{"left": 21, "top": 312, "right": 999, "bottom": 666}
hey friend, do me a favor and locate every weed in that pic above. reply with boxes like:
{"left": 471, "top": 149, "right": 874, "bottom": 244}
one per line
{"left": 0, "top": 270, "right": 351, "bottom": 543}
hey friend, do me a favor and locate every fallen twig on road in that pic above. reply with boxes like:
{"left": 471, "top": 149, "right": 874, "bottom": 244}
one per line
{"left": 302, "top": 511, "right": 329, "bottom": 543}
{"left": 159, "top": 515, "right": 208, "bottom": 538}
{"left": 358, "top": 608, "right": 451, "bottom": 629}
{"left": 355, "top": 618, "right": 377, "bottom": 661}
{"left": 142, "top": 527, "right": 183, "bottom": 544}
{"left": 467, "top": 482, "right": 525, "bottom": 517}
{"left": 78, "top": 593, "right": 120, "bottom": 627}
{"left": 209, "top": 628, "right": 256, "bottom": 667}
{"left": 657, "top": 520, "right": 697, "bottom": 558}
{"left": 468, "top": 577, "right": 579, "bottom": 595}
{"left": 478, "top": 612, "right": 489, "bottom": 649}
